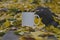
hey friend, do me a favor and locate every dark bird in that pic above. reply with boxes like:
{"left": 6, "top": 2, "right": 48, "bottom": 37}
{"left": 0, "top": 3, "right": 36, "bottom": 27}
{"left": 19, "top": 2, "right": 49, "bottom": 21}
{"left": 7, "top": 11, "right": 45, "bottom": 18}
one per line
{"left": 35, "top": 6, "right": 59, "bottom": 28}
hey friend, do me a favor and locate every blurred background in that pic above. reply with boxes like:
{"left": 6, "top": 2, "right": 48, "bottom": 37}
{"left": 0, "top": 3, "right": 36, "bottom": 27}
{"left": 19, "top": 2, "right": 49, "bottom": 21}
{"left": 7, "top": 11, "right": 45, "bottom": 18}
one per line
{"left": 0, "top": 0, "right": 60, "bottom": 40}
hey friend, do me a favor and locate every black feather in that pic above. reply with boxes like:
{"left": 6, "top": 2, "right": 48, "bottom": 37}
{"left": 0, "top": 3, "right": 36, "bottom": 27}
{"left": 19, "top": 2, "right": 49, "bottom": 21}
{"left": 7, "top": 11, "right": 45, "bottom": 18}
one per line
{"left": 35, "top": 7, "right": 59, "bottom": 27}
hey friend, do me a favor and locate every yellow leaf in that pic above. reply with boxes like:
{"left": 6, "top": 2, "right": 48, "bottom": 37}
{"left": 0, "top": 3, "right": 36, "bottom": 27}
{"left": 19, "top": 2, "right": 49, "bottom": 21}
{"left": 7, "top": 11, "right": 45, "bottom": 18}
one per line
{"left": 2, "top": 20, "right": 10, "bottom": 28}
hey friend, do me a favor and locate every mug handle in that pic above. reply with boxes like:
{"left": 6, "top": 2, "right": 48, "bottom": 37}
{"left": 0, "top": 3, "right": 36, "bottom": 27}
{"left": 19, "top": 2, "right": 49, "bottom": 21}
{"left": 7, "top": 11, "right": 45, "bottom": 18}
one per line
{"left": 34, "top": 14, "right": 40, "bottom": 26}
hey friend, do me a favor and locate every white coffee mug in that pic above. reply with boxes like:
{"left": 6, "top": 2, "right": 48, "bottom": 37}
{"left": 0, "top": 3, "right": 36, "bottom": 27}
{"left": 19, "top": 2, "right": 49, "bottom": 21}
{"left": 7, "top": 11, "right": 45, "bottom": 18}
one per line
{"left": 22, "top": 12, "right": 40, "bottom": 27}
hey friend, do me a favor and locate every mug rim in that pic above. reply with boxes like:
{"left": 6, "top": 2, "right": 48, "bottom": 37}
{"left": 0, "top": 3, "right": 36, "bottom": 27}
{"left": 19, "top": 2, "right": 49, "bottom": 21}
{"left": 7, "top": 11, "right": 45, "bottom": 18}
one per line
{"left": 22, "top": 12, "right": 35, "bottom": 13}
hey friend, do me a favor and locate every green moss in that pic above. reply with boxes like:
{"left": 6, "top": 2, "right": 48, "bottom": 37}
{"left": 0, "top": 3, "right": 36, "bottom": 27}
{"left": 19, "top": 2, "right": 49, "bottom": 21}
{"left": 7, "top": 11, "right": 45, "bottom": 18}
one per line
{"left": 0, "top": 32, "right": 5, "bottom": 36}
